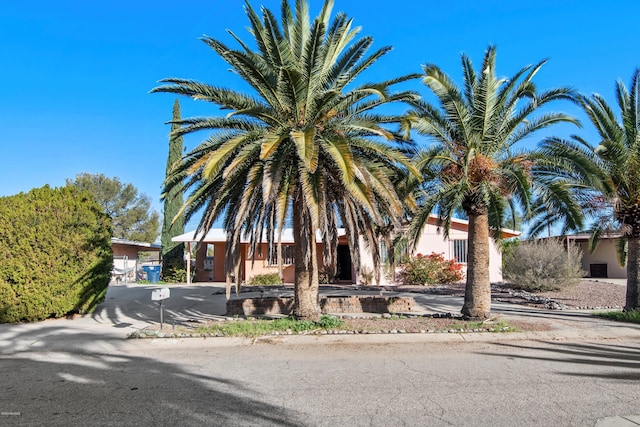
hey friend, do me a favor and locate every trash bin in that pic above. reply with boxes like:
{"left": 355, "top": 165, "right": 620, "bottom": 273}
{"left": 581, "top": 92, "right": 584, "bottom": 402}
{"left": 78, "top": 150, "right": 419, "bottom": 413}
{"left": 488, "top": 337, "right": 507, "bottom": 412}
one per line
{"left": 143, "top": 265, "right": 161, "bottom": 283}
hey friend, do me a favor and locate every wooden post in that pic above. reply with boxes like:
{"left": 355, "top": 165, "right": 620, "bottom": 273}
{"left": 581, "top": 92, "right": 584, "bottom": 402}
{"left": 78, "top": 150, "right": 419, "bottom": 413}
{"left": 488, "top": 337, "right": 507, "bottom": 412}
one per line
{"left": 186, "top": 241, "right": 192, "bottom": 285}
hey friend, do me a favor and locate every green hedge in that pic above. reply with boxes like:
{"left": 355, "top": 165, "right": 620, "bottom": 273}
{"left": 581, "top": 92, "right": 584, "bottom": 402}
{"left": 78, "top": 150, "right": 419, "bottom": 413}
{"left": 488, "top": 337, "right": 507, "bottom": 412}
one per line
{"left": 0, "top": 185, "right": 113, "bottom": 323}
{"left": 248, "top": 273, "right": 282, "bottom": 286}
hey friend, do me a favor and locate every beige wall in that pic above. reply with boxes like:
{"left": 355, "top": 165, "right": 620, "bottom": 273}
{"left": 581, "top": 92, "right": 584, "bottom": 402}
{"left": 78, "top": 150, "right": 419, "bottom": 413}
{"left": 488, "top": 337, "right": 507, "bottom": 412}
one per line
{"left": 112, "top": 244, "right": 140, "bottom": 260}
{"left": 359, "top": 220, "right": 505, "bottom": 285}
{"left": 414, "top": 221, "right": 504, "bottom": 283}
{"left": 574, "top": 239, "right": 626, "bottom": 279}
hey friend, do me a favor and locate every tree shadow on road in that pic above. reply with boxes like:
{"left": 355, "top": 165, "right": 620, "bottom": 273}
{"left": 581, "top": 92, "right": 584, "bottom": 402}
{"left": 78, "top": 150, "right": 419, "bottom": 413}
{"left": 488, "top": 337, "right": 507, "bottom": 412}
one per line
{"left": 0, "top": 327, "right": 305, "bottom": 426}
{"left": 91, "top": 285, "right": 228, "bottom": 330}
{"left": 481, "top": 340, "right": 640, "bottom": 381}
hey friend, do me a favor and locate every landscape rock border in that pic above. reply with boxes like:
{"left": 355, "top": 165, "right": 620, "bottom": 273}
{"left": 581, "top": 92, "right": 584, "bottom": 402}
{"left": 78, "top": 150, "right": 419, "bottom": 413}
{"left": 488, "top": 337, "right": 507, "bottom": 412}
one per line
{"left": 128, "top": 312, "right": 516, "bottom": 339}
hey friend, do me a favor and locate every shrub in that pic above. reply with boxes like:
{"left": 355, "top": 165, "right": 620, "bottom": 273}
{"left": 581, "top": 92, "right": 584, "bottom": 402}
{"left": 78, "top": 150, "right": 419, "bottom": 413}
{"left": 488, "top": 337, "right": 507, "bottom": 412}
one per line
{"left": 163, "top": 268, "right": 187, "bottom": 283}
{"left": 500, "top": 238, "right": 520, "bottom": 269}
{"left": 0, "top": 185, "right": 113, "bottom": 323}
{"left": 248, "top": 273, "right": 282, "bottom": 286}
{"left": 316, "top": 315, "right": 343, "bottom": 329}
{"left": 503, "top": 239, "right": 585, "bottom": 292}
{"left": 359, "top": 266, "right": 374, "bottom": 285}
{"left": 595, "top": 310, "right": 640, "bottom": 324}
{"left": 400, "top": 253, "right": 464, "bottom": 286}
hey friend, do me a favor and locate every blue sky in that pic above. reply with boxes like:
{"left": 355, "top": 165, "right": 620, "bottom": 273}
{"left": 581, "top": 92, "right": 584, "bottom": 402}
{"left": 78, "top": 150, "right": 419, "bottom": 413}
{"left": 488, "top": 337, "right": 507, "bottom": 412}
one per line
{"left": 1, "top": 0, "right": 639, "bottom": 231}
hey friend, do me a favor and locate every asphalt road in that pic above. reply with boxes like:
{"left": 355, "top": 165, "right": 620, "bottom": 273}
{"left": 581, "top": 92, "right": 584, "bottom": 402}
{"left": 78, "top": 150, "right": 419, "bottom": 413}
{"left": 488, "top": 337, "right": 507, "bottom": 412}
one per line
{"left": 2, "top": 335, "right": 640, "bottom": 426}
{"left": 1, "top": 283, "right": 639, "bottom": 426}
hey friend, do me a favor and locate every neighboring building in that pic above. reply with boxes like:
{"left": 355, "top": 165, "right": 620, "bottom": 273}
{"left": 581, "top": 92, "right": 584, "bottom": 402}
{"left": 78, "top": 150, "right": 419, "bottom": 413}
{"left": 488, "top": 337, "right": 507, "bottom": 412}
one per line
{"left": 172, "top": 215, "right": 520, "bottom": 285}
{"left": 111, "top": 238, "right": 161, "bottom": 282}
{"left": 553, "top": 233, "right": 626, "bottom": 279}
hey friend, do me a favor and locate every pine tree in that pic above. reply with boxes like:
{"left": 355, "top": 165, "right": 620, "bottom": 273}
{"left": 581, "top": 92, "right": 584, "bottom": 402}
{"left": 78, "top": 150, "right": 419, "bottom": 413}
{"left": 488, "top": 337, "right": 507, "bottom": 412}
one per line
{"left": 161, "top": 99, "right": 185, "bottom": 280}
{"left": 66, "top": 173, "right": 160, "bottom": 242}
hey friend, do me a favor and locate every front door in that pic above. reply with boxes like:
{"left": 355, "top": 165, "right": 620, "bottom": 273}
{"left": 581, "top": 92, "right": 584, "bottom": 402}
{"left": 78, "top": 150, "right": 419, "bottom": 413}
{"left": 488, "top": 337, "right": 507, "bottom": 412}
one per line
{"left": 337, "top": 245, "right": 352, "bottom": 282}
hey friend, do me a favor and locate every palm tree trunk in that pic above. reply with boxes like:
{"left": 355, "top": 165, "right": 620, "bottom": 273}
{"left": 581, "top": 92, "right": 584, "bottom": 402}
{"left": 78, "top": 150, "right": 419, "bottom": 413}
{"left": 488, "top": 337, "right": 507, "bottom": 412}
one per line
{"left": 292, "top": 193, "right": 321, "bottom": 321}
{"left": 626, "top": 235, "right": 640, "bottom": 311}
{"left": 461, "top": 212, "right": 491, "bottom": 319}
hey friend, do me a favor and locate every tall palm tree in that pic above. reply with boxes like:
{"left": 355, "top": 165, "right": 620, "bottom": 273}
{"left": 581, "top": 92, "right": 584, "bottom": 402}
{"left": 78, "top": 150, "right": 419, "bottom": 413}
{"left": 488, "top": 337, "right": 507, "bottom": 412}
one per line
{"left": 403, "top": 46, "right": 579, "bottom": 319}
{"left": 152, "top": 0, "right": 419, "bottom": 320}
{"left": 539, "top": 69, "right": 640, "bottom": 311}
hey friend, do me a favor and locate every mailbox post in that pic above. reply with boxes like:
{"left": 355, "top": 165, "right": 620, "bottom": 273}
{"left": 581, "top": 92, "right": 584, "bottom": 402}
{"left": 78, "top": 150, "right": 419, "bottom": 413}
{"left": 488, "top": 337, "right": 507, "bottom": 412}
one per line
{"left": 151, "top": 287, "right": 170, "bottom": 329}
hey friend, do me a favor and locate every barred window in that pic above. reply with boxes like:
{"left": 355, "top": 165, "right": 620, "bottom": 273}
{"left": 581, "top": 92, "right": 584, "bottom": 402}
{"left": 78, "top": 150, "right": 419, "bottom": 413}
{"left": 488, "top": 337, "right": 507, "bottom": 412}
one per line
{"left": 268, "top": 244, "right": 295, "bottom": 265}
{"left": 380, "top": 241, "right": 388, "bottom": 264}
{"left": 453, "top": 239, "right": 468, "bottom": 263}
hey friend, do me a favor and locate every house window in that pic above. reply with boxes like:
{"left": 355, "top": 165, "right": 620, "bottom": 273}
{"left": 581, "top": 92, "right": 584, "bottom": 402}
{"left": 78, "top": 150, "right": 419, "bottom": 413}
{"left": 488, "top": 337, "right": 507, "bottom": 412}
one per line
{"left": 453, "top": 239, "right": 468, "bottom": 263}
{"left": 380, "top": 241, "right": 388, "bottom": 264}
{"left": 268, "top": 244, "right": 295, "bottom": 265}
{"left": 204, "top": 243, "right": 214, "bottom": 271}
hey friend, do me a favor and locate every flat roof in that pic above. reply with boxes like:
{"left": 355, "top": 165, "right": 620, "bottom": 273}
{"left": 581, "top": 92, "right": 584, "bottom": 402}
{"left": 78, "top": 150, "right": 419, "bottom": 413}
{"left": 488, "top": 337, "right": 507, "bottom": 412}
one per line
{"left": 172, "top": 228, "right": 336, "bottom": 243}
{"left": 111, "top": 237, "right": 161, "bottom": 250}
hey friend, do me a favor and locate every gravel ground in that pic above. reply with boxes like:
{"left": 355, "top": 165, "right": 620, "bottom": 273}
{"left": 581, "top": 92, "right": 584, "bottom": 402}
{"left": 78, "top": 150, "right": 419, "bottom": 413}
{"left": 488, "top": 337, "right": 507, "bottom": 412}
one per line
{"left": 394, "top": 279, "right": 626, "bottom": 309}
{"left": 330, "top": 280, "right": 626, "bottom": 333}
{"left": 537, "top": 279, "right": 626, "bottom": 308}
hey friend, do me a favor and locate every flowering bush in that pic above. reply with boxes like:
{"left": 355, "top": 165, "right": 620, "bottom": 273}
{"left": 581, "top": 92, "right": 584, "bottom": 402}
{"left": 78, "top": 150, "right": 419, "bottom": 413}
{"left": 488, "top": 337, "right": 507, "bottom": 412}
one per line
{"left": 400, "top": 253, "right": 464, "bottom": 286}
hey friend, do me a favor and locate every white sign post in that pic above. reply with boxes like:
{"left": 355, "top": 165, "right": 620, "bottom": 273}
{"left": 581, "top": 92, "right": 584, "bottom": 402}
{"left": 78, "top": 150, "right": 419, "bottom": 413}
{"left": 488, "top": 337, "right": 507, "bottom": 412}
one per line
{"left": 151, "top": 287, "right": 170, "bottom": 329}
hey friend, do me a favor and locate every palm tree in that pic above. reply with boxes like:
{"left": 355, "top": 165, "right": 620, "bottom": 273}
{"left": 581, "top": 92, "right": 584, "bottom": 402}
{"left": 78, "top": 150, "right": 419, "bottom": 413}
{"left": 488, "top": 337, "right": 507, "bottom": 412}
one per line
{"left": 403, "top": 46, "right": 579, "bottom": 319}
{"left": 152, "top": 0, "right": 419, "bottom": 320}
{"left": 539, "top": 69, "right": 640, "bottom": 312}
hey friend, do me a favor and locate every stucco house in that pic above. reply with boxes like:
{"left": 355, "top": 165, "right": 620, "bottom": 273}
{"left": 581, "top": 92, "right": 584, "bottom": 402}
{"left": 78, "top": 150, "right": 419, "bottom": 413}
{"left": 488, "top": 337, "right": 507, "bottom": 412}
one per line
{"left": 111, "top": 238, "right": 161, "bottom": 282}
{"left": 172, "top": 215, "right": 520, "bottom": 285}
{"left": 553, "top": 233, "right": 627, "bottom": 279}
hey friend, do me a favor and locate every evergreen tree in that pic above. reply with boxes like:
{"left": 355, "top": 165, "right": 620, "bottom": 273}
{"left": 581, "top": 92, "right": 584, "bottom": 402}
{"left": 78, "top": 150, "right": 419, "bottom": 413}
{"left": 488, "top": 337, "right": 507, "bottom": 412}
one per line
{"left": 67, "top": 173, "right": 160, "bottom": 243}
{"left": 161, "top": 99, "right": 185, "bottom": 279}
{"left": 0, "top": 185, "right": 112, "bottom": 322}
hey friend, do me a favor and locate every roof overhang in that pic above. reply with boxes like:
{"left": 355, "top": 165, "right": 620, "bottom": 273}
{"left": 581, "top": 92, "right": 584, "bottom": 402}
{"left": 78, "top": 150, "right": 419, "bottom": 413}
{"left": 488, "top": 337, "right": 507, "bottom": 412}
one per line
{"left": 111, "top": 238, "right": 161, "bottom": 250}
{"left": 172, "top": 228, "right": 338, "bottom": 244}
{"left": 426, "top": 214, "right": 521, "bottom": 239}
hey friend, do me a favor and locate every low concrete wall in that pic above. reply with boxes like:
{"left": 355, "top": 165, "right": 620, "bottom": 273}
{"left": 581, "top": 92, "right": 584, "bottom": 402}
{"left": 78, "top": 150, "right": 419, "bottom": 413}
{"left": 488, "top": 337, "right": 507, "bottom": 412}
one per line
{"left": 226, "top": 295, "right": 415, "bottom": 316}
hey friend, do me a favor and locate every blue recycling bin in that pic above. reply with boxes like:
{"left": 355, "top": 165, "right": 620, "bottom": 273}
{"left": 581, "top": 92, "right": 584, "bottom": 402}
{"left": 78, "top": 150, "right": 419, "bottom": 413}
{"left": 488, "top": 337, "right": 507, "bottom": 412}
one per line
{"left": 143, "top": 265, "right": 161, "bottom": 283}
